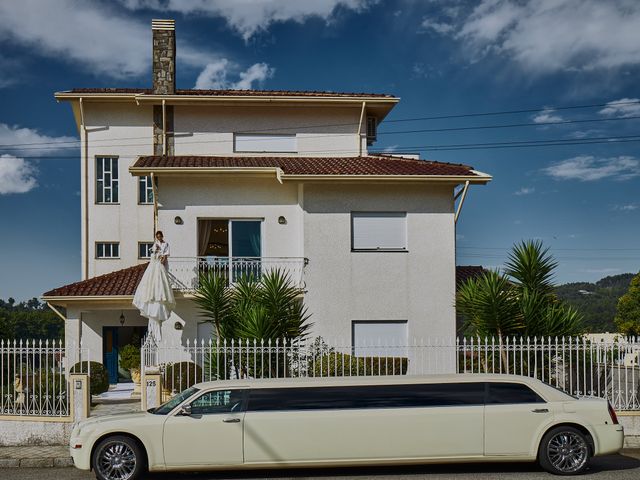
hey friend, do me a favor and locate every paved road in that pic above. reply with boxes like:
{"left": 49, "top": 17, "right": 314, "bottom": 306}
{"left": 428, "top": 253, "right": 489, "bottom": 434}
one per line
{"left": 2, "top": 453, "right": 639, "bottom": 480}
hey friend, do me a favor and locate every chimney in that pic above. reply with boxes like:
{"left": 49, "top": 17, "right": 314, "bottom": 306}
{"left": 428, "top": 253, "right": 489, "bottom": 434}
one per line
{"left": 152, "top": 19, "right": 176, "bottom": 95}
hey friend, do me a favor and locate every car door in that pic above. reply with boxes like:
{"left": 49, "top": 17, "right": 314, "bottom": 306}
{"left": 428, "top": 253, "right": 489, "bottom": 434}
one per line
{"left": 484, "top": 382, "right": 554, "bottom": 456}
{"left": 243, "top": 382, "right": 485, "bottom": 465}
{"left": 162, "top": 388, "right": 246, "bottom": 467}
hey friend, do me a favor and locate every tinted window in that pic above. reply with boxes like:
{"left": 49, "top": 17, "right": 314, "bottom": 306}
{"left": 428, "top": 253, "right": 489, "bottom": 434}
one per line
{"left": 248, "top": 383, "right": 485, "bottom": 412}
{"left": 190, "top": 390, "right": 245, "bottom": 415}
{"left": 487, "top": 383, "right": 545, "bottom": 404}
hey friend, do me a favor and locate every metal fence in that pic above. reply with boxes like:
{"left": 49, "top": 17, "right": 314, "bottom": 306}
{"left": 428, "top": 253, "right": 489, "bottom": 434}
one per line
{"left": 0, "top": 339, "right": 90, "bottom": 417}
{"left": 142, "top": 336, "right": 640, "bottom": 411}
{"left": 166, "top": 256, "right": 308, "bottom": 292}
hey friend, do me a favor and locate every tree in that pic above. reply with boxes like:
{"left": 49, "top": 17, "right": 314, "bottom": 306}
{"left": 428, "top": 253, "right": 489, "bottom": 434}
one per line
{"left": 615, "top": 272, "right": 640, "bottom": 336}
{"left": 457, "top": 240, "right": 583, "bottom": 339}
{"left": 194, "top": 269, "right": 312, "bottom": 341}
{"left": 0, "top": 298, "right": 64, "bottom": 340}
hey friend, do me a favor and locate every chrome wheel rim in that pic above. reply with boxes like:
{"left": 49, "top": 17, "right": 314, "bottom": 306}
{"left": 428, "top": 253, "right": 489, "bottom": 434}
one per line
{"left": 96, "top": 441, "right": 137, "bottom": 480}
{"left": 547, "top": 432, "right": 588, "bottom": 473}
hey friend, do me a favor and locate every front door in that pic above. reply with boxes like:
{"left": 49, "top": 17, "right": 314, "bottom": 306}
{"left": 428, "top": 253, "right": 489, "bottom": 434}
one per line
{"left": 103, "top": 327, "right": 119, "bottom": 384}
{"left": 163, "top": 389, "right": 246, "bottom": 467}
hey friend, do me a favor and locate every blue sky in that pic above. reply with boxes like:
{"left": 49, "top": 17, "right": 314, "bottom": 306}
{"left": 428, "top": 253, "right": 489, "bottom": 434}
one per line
{"left": 0, "top": 0, "right": 639, "bottom": 301}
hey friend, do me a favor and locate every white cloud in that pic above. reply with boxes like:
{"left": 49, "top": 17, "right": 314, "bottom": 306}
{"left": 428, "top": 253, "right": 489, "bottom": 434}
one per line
{"left": 0, "top": 124, "right": 79, "bottom": 195}
{"left": 119, "top": 0, "right": 375, "bottom": 41}
{"left": 514, "top": 187, "right": 535, "bottom": 196}
{"left": 613, "top": 204, "right": 639, "bottom": 212}
{"left": 0, "top": 0, "right": 212, "bottom": 79}
{"left": 0, "top": 155, "right": 37, "bottom": 195}
{"left": 443, "top": 0, "right": 640, "bottom": 73}
{"left": 195, "top": 61, "right": 274, "bottom": 90}
{"left": 532, "top": 108, "right": 563, "bottom": 124}
{"left": 0, "top": 124, "right": 77, "bottom": 155}
{"left": 543, "top": 155, "right": 640, "bottom": 182}
{"left": 567, "top": 129, "right": 601, "bottom": 139}
{"left": 421, "top": 19, "right": 455, "bottom": 35}
{"left": 599, "top": 98, "right": 640, "bottom": 118}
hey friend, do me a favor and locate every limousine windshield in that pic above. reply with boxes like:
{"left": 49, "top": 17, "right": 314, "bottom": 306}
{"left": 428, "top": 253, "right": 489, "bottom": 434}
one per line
{"left": 152, "top": 386, "right": 200, "bottom": 415}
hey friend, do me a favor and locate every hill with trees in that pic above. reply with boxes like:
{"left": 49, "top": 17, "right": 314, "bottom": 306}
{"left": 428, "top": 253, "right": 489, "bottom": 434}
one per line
{"left": 0, "top": 298, "right": 64, "bottom": 340}
{"left": 554, "top": 273, "right": 636, "bottom": 333}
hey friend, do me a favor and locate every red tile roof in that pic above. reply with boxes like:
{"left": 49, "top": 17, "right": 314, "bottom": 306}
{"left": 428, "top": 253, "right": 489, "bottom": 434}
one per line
{"left": 43, "top": 263, "right": 484, "bottom": 298}
{"left": 65, "top": 88, "right": 396, "bottom": 98}
{"left": 132, "top": 155, "right": 479, "bottom": 177}
{"left": 43, "top": 263, "right": 148, "bottom": 298}
{"left": 456, "top": 265, "right": 485, "bottom": 286}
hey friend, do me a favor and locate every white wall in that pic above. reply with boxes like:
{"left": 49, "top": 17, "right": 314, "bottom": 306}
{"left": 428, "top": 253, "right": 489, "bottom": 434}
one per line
{"left": 156, "top": 176, "right": 303, "bottom": 259}
{"left": 82, "top": 102, "right": 367, "bottom": 280}
{"left": 302, "top": 183, "right": 457, "bottom": 350}
{"left": 83, "top": 103, "right": 155, "bottom": 279}
{"left": 173, "top": 105, "right": 363, "bottom": 157}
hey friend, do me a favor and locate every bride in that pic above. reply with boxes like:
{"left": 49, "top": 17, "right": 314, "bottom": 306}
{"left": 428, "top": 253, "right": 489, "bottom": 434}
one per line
{"left": 133, "top": 231, "right": 175, "bottom": 341}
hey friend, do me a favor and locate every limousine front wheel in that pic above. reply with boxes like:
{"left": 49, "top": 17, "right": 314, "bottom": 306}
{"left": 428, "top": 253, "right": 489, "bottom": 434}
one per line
{"left": 539, "top": 426, "right": 590, "bottom": 475}
{"left": 92, "top": 435, "right": 145, "bottom": 480}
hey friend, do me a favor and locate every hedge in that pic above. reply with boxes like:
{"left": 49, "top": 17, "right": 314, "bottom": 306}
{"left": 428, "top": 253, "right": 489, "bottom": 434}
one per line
{"left": 163, "top": 361, "right": 203, "bottom": 392}
{"left": 311, "top": 353, "right": 408, "bottom": 377}
{"left": 71, "top": 361, "right": 109, "bottom": 396}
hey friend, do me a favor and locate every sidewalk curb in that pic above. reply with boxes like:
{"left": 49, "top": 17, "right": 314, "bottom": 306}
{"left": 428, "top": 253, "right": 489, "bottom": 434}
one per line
{"left": 0, "top": 456, "right": 73, "bottom": 468}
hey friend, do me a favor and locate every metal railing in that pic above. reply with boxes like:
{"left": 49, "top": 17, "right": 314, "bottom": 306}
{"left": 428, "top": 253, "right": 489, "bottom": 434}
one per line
{"left": 167, "top": 256, "right": 308, "bottom": 292}
{"left": 143, "top": 336, "right": 640, "bottom": 411}
{"left": 0, "top": 339, "right": 90, "bottom": 417}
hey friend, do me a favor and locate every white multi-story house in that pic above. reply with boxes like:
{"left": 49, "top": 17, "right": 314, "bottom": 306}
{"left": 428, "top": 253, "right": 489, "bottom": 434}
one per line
{"left": 43, "top": 20, "right": 491, "bottom": 383}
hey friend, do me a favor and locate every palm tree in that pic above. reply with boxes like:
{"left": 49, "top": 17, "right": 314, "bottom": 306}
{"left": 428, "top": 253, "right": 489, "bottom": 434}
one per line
{"left": 194, "top": 269, "right": 312, "bottom": 378}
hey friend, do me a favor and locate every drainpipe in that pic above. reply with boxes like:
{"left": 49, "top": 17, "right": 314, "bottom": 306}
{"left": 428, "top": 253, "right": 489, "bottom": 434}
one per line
{"left": 151, "top": 172, "right": 158, "bottom": 234}
{"left": 162, "top": 99, "right": 167, "bottom": 155}
{"left": 79, "top": 98, "right": 89, "bottom": 279}
{"left": 357, "top": 101, "right": 366, "bottom": 156}
{"left": 454, "top": 180, "right": 470, "bottom": 224}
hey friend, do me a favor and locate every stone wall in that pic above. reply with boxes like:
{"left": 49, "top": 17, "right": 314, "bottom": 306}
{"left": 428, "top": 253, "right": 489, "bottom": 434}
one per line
{"left": 152, "top": 21, "right": 175, "bottom": 95}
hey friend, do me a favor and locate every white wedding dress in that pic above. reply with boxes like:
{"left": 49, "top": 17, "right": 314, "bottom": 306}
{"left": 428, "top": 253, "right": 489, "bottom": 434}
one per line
{"left": 133, "top": 251, "right": 176, "bottom": 342}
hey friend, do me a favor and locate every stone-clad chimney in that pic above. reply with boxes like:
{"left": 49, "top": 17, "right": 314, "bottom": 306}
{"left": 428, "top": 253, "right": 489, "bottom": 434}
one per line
{"left": 152, "top": 19, "right": 176, "bottom": 95}
{"left": 151, "top": 19, "right": 175, "bottom": 155}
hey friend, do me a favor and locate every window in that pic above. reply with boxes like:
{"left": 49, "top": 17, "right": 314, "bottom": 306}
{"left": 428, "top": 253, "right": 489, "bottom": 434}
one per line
{"left": 487, "top": 383, "right": 545, "bottom": 404}
{"left": 366, "top": 116, "right": 377, "bottom": 145}
{"left": 352, "top": 320, "right": 408, "bottom": 357}
{"left": 138, "top": 242, "right": 154, "bottom": 259}
{"left": 234, "top": 133, "right": 297, "bottom": 153}
{"left": 190, "top": 390, "right": 245, "bottom": 415}
{"left": 153, "top": 387, "right": 199, "bottom": 415}
{"left": 96, "top": 157, "right": 119, "bottom": 203}
{"left": 351, "top": 212, "right": 407, "bottom": 251}
{"left": 96, "top": 242, "right": 119, "bottom": 259}
{"left": 247, "top": 383, "right": 485, "bottom": 412}
{"left": 138, "top": 175, "right": 154, "bottom": 204}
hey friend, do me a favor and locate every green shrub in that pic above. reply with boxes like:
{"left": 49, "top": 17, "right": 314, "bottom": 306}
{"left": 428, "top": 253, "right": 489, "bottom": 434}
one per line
{"left": 311, "top": 353, "right": 408, "bottom": 377}
{"left": 163, "top": 362, "right": 203, "bottom": 392}
{"left": 119, "top": 344, "right": 141, "bottom": 371}
{"left": 71, "top": 361, "right": 109, "bottom": 395}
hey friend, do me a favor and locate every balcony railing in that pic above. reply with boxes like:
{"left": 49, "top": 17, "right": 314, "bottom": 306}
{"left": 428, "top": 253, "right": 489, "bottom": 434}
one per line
{"left": 167, "top": 256, "right": 308, "bottom": 292}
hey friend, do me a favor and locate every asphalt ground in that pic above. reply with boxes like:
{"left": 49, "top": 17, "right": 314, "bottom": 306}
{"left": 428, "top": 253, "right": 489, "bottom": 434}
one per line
{"left": 2, "top": 451, "right": 640, "bottom": 480}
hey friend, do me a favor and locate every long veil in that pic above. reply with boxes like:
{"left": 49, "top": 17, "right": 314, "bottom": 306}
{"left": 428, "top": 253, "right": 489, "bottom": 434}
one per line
{"left": 133, "top": 254, "right": 176, "bottom": 341}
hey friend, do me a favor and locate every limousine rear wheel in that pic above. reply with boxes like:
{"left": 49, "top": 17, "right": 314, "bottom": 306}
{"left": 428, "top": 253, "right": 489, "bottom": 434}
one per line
{"left": 92, "top": 435, "right": 145, "bottom": 480}
{"left": 538, "top": 426, "right": 590, "bottom": 475}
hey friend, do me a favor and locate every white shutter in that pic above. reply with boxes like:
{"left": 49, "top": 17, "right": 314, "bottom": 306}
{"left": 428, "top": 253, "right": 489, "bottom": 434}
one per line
{"left": 352, "top": 212, "right": 407, "bottom": 250}
{"left": 352, "top": 321, "right": 408, "bottom": 357}
{"left": 234, "top": 134, "right": 297, "bottom": 153}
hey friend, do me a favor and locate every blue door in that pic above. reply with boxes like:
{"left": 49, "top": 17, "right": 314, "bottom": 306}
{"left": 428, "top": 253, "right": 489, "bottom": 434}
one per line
{"left": 103, "top": 327, "right": 119, "bottom": 384}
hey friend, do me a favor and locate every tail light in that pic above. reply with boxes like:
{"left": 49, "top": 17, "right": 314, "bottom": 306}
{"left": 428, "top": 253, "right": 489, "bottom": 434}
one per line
{"left": 607, "top": 401, "right": 619, "bottom": 424}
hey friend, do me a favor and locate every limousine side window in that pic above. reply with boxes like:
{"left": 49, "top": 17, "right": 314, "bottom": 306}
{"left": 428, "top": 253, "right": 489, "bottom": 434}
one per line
{"left": 190, "top": 389, "right": 245, "bottom": 415}
{"left": 248, "top": 383, "right": 485, "bottom": 412}
{"left": 487, "top": 382, "right": 545, "bottom": 404}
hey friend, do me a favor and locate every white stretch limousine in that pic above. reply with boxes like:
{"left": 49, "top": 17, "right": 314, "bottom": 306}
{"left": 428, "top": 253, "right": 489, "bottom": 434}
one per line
{"left": 70, "top": 375, "right": 624, "bottom": 480}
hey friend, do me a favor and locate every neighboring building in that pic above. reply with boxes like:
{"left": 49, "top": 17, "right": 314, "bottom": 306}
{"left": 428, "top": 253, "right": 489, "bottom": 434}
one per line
{"left": 43, "top": 20, "right": 491, "bottom": 382}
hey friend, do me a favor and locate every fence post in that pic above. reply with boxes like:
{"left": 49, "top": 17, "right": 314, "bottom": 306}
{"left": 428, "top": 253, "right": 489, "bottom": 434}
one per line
{"left": 142, "top": 370, "right": 163, "bottom": 411}
{"left": 70, "top": 373, "right": 90, "bottom": 421}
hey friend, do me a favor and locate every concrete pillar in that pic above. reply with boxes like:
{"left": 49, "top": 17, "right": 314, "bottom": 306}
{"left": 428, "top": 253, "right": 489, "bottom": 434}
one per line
{"left": 70, "top": 374, "right": 90, "bottom": 421}
{"left": 142, "top": 372, "right": 162, "bottom": 411}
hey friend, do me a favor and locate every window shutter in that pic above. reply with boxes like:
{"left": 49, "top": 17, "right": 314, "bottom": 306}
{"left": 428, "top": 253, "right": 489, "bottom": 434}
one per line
{"left": 352, "top": 212, "right": 406, "bottom": 250}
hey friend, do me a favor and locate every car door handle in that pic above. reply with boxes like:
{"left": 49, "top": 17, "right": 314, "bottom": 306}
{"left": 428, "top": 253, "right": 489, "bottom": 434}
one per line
{"left": 223, "top": 418, "right": 241, "bottom": 423}
{"left": 532, "top": 408, "right": 549, "bottom": 413}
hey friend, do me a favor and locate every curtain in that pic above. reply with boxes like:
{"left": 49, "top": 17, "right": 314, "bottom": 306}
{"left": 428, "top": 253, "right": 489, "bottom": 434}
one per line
{"left": 198, "top": 220, "right": 213, "bottom": 256}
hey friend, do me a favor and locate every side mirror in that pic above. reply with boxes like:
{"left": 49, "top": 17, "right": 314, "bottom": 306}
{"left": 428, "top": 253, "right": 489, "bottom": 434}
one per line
{"left": 179, "top": 404, "right": 192, "bottom": 416}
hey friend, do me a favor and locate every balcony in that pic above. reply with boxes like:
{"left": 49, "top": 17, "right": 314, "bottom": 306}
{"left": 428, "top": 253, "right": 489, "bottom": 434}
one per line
{"left": 167, "top": 257, "right": 308, "bottom": 292}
